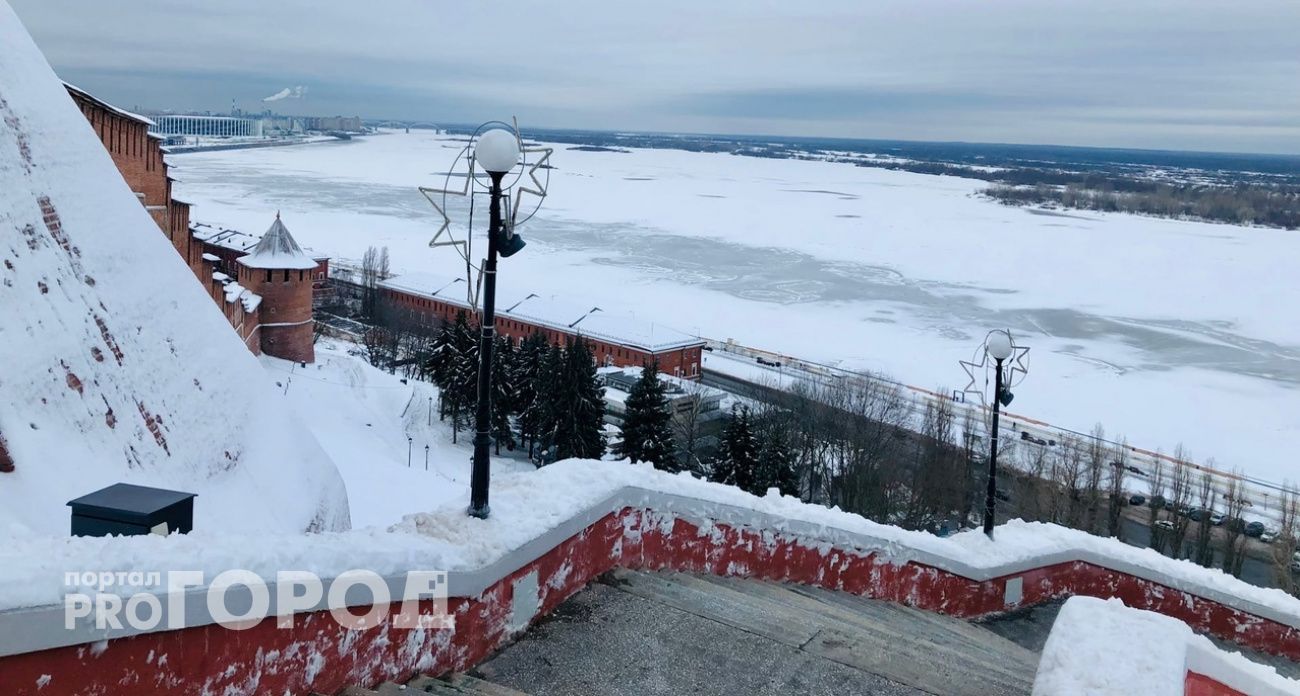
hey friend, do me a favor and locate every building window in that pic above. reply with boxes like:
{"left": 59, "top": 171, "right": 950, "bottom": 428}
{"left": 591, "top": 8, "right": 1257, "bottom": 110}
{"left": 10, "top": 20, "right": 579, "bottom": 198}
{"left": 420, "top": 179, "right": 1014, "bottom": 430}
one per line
{"left": 265, "top": 269, "right": 272, "bottom": 282}
{"left": 283, "top": 270, "right": 290, "bottom": 283}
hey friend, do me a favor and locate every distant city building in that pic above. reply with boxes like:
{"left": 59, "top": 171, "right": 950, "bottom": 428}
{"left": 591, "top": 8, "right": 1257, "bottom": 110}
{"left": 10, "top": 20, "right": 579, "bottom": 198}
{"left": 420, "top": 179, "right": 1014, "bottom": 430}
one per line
{"left": 151, "top": 114, "right": 263, "bottom": 138}
{"left": 597, "top": 367, "right": 726, "bottom": 425}
{"left": 67, "top": 83, "right": 321, "bottom": 363}
{"left": 302, "top": 115, "right": 364, "bottom": 132}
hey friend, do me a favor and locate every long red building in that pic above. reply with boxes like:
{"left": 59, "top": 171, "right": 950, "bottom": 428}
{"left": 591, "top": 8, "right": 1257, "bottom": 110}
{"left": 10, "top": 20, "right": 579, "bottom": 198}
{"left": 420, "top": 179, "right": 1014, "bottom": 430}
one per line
{"left": 376, "top": 271, "right": 706, "bottom": 379}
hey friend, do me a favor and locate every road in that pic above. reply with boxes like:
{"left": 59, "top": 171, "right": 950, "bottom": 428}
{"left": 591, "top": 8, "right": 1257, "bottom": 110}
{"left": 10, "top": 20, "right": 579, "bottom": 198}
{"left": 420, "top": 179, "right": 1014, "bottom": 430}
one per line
{"left": 704, "top": 361, "right": 1288, "bottom": 591}
{"left": 701, "top": 342, "right": 1288, "bottom": 529}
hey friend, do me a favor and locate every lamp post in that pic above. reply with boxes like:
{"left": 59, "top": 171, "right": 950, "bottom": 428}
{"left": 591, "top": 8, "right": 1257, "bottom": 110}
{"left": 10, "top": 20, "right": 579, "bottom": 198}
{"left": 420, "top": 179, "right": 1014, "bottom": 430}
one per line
{"left": 431, "top": 277, "right": 464, "bottom": 297}
{"left": 407, "top": 436, "right": 413, "bottom": 468}
{"left": 424, "top": 444, "right": 430, "bottom": 471}
{"left": 468, "top": 128, "right": 522, "bottom": 519}
{"left": 983, "top": 330, "right": 1014, "bottom": 538}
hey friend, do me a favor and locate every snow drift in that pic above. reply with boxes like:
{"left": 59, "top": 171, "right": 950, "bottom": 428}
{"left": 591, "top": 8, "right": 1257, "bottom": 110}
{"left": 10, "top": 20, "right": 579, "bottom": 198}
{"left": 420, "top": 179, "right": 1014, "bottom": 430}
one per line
{"left": 0, "top": 1, "right": 349, "bottom": 535}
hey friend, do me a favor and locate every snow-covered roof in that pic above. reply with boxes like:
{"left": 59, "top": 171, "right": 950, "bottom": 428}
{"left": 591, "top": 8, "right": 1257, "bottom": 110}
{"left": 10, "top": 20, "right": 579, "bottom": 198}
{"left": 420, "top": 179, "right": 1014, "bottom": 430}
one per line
{"left": 0, "top": 4, "right": 347, "bottom": 535}
{"left": 235, "top": 215, "right": 319, "bottom": 270}
{"left": 192, "top": 220, "right": 325, "bottom": 262}
{"left": 62, "top": 81, "right": 155, "bottom": 126}
{"left": 379, "top": 270, "right": 704, "bottom": 352}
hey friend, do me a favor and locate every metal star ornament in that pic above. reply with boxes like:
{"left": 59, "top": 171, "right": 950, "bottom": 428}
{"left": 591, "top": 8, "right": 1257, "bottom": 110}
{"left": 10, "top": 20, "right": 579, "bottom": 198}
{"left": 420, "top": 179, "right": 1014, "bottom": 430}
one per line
{"left": 417, "top": 119, "right": 552, "bottom": 311}
{"left": 959, "top": 329, "right": 1031, "bottom": 407}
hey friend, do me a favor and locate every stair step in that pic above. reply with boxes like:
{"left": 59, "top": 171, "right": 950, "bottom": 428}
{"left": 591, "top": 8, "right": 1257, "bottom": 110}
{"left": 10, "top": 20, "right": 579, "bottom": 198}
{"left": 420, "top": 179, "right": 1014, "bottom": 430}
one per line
{"left": 404, "top": 675, "right": 470, "bottom": 695}
{"left": 612, "top": 570, "right": 1033, "bottom": 695}
{"left": 444, "top": 673, "right": 533, "bottom": 696}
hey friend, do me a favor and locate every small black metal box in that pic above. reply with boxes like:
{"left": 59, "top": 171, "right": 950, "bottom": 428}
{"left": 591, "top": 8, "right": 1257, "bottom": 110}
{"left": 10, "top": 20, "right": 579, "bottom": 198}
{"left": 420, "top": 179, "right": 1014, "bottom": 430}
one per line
{"left": 67, "top": 483, "right": 197, "bottom": 537}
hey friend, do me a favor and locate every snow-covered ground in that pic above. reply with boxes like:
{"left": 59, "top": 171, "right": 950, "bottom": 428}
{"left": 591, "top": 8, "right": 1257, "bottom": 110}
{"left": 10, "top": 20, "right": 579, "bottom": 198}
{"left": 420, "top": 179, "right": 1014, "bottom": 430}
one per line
{"left": 263, "top": 340, "right": 535, "bottom": 528}
{"left": 172, "top": 131, "right": 1300, "bottom": 484}
{"left": 0, "top": 3, "right": 348, "bottom": 537}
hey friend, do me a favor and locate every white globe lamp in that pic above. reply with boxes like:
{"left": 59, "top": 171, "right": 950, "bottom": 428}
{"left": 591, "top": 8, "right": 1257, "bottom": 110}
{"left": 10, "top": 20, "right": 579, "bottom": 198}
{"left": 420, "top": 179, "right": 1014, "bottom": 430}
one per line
{"left": 987, "top": 330, "right": 1014, "bottom": 361}
{"left": 474, "top": 129, "right": 520, "bottom": 174}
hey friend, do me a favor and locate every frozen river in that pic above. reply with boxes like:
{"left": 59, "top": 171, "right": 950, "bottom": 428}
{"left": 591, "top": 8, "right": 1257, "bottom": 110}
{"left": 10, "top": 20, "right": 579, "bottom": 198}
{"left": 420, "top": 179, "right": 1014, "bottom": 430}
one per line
{"left": 171, "top": 131, "right": 1300, "bottom": 485}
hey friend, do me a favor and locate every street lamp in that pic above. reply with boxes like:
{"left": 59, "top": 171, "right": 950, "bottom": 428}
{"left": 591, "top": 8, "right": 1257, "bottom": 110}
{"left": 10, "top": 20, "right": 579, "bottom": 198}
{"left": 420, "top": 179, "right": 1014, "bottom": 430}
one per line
{"left": 984, "top": 330, "right": 1013, "bottom": 538}
{"left": 960, "top": 329, "right": 1029, "bottom": 538}
{"left": 420, "top": 121, "right": 551, "bottom": 519}
{"left": 468, "top": 128, "right": 522, "bottom": 519}
{"left": 431, "top": 277, "right": 464, "bottom": 296}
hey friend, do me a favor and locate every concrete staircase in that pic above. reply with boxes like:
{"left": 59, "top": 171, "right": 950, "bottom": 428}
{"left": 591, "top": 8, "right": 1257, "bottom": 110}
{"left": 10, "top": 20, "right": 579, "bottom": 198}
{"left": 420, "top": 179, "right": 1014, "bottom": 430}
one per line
{"left": 335, "top": 672, "right": 531, "bottom": 696}
{"left": 604, "top": 570, "right": 1039, "bottom": 695}
{"left": 333, "top": 570, "right": 1040, "bottom": 696}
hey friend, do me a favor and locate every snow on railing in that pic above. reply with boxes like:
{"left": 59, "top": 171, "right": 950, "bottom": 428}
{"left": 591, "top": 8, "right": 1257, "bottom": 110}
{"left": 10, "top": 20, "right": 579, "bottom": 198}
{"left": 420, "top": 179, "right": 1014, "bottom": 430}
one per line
{"left": 1033, "top": 597, "right": 1298, "bottom": 696}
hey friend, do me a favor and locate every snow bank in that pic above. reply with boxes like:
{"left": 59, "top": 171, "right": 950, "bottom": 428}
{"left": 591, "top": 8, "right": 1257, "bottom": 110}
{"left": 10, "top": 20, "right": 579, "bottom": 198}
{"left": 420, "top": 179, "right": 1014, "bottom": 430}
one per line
{"left": 0, "top": 2, "right": 349, "bottom": 535}
{"left": 5, "top": 455, "right": 1300, "bottom": 628}
{"left": 1033, "top": 597, "right": 1300, "bottom": 696}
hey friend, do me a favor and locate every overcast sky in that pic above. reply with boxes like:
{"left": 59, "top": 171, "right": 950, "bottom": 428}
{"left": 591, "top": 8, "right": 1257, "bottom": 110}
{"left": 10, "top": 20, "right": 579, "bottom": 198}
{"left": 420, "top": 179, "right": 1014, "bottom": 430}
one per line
{"left": 10, "top": 0, "right": 1300, "bottom": 154}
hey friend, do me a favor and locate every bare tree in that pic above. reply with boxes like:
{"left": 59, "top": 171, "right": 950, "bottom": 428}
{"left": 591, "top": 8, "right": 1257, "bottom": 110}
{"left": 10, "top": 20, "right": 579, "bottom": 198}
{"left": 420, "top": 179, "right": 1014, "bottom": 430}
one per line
{"left": 1166, "top": 446, "right": 1194, "bottom": 559}
{"left": 1271, "top": 485, "right": 1300, "bottom": 595}
{"left": 1081, "top": 424, "right": 1107, "bottom": 534}
{"left": 1105, "top": 437, "right": 1129, "bottom": 540}
{"left": 359, "top": 245, "right": 391, "bottom": 320}
{"left": 1190, "top": 468, "right": 1215, "bottom": 566}
{"left": 1218, "top": 472, "right": 1249, "bottom": 577}
{"left": 1147, "top": 453, "right": 1168, "bottom": 552}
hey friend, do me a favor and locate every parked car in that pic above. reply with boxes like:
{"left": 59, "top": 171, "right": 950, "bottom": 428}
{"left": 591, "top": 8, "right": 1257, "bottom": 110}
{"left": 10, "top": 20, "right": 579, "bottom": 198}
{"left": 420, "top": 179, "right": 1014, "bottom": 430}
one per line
{"left": 1245, "top": 521, "right": 1266, "bottom": 538}
{"left": 1129, "top": 494, "right": 1146, "bottom": 506}
{"left": 1209, "top": 512, "right": 1227, "bottom": 526}
{"left": 1186, "top": 509, "right": 1207, "bottom": 522}
{"left": 1260, "top": 531, "right": 1278, "bottom": 544}
{"left": 1154, "top": 520, "right": 1175, "bottom": 531}
{"left": 994, "top": 489, "right": 1012, "bottom": 503}
{"left": 1019, "top": 431, "right": 1048, "bottom": 446}
{"left": 1126, "top": 465, "right": 1147, "bottom": 477}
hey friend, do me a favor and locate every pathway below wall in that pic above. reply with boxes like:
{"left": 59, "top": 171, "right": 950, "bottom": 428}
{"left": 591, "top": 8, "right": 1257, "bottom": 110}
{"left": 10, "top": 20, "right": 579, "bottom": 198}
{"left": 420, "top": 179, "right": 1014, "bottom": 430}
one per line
{"left": 471, "top": 570, "right": 1040, "bottom": 696}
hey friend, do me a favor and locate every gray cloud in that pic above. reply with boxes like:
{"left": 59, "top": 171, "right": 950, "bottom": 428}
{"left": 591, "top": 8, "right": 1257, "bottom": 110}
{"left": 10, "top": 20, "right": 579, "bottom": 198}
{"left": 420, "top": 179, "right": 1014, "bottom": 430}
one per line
{"left": 8, "top": 0, "right": 1300, "bottom": 153}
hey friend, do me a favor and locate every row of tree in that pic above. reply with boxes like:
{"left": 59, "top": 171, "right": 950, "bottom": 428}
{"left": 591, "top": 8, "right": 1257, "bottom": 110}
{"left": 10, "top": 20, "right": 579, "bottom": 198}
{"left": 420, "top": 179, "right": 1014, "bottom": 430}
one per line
{"left": 985, "top": 183, "right": 1300, "bottom": 229}
{"left": 425, "top": 311, "right": 607, "bottom": 464}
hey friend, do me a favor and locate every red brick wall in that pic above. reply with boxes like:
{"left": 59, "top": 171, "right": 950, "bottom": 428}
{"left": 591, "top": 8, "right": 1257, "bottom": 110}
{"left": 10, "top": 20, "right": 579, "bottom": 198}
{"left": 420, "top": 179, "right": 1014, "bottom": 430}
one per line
{"left": 383, "top": 288, "right": 703, "bottom": 378}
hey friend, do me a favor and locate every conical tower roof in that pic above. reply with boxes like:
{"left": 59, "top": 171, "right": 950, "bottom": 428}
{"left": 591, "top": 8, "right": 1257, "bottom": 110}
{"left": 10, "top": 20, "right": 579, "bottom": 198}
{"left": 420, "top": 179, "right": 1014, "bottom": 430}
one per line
{"left": 237, "top": 213, "right": 318, "bottom": 270}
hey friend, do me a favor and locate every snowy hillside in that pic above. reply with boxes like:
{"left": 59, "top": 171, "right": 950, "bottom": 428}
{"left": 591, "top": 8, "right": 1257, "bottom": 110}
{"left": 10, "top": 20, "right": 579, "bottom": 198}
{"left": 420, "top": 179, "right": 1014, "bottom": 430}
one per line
{"left": 0, "top": 2, "right": 349, "bottom": 535}
{"left": 263, "top": 340, "right": 535, "bottom": 528}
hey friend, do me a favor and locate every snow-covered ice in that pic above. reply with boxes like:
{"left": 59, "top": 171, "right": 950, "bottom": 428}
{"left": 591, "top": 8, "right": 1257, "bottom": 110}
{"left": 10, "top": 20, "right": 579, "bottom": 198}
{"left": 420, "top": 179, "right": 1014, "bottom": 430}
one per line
{"left": 171, "top": 130, "right": 1300, "bottom": 484}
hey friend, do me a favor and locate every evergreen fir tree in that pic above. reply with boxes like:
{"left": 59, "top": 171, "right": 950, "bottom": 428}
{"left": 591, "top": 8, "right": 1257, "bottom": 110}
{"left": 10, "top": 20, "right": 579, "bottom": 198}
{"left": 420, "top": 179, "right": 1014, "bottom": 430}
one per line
{"left": 534, "top": 341, "right": 567, "bottom": 465}
{"left": 428, "top": 322, "right": 455, "bottom": 422}
{"left": 613, "top": 362, "right": 677, "bottom": 470}
{"left": 445, "top": 311, "right": 478, "bottom": 443}
{"left": 490, "top": 334, "right": 517, "bottom": 454}
{"left": 713, "top": 405, "right": 759, "bottom": 492}
{"left": 755, "top": 422, "right": 798, "bottom": 497}
{"left": 549, "top": 337, "right": 607, "bottom": 462}
{"left": 514, "top": 332, "right": 549, "bottom": 458}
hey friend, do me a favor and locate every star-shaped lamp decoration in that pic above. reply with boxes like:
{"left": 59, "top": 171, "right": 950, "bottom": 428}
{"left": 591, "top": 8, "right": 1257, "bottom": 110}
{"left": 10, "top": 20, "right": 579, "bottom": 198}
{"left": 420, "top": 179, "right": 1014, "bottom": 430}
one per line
{"left": 959, "top": 329, "right": 1030, "bottom": 408}
{"left": 417, "top": 119, "right": 553, "bottom": 310}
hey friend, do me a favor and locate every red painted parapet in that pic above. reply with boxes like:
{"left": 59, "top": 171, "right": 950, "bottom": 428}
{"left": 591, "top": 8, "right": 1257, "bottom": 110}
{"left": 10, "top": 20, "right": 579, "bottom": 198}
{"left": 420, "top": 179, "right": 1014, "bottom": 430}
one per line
{"left": 1, "top": 507, "right": 1298, "bottom": 695}
{"left": 1186, "top": 672, "right": 1249, "bottom": 696}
